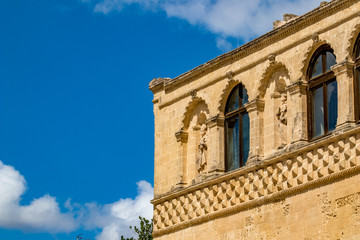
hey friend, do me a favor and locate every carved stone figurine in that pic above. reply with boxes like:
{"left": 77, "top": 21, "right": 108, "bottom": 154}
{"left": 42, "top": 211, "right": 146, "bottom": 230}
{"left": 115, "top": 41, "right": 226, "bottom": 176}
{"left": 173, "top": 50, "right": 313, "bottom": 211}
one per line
{"left": 196, "top": 124, "right": 207, "bottom": 174}
{"left": 277, "top": 94, "right": 287, "bottom": 148}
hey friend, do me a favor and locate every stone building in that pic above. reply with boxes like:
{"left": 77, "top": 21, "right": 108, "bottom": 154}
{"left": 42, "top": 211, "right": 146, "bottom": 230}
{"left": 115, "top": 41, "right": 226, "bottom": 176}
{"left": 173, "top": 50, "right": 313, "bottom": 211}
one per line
{"left": 149, "top": 0, "right": 360, "bottom": 239}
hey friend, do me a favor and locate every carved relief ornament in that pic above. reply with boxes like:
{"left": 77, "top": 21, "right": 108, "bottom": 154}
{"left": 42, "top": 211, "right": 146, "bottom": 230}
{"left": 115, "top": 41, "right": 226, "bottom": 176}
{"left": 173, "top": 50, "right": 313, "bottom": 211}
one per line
{"left": 331, "top": 60, "right": 355, "bottom": 78}
{"left": 206, "top": 115, "right": 225, "bottom": 128}
{"left": 245, "top": 98, "right": 265, "bottom": 113}
{"left": 286, "top": 80, "right": 307, "bottom": 96}
{"left": 175, "top": 130, "right": 188, "bottom": 143}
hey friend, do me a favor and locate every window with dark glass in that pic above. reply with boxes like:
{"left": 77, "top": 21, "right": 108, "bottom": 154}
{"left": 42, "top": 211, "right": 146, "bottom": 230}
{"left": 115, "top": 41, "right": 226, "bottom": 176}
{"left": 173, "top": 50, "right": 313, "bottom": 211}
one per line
{"left": 308, "top": 45, "right": 337, "bottom": 139}
{"left": 353, "top": 35, "right": 360, "bottom": 122}
{"left": 225, "top": 84, "right": 249, "bottom": 171}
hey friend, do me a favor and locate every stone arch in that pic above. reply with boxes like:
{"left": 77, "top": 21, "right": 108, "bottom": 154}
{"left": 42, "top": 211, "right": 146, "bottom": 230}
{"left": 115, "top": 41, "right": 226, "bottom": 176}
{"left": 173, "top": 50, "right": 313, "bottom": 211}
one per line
{"left": 195, "top": 90, "right": 212, "bottom": 113}
{"left": 346, "top": 23, "right": 360, "bottom": 60}
{"left": 181, "top": 97, "right": 210, "bottom": 130}
{"left": 257, "top": 61, "right": 290, "bottom": 99}
{"left": 217, "top": 79, "right": 249, "bottom": 115}
{"left": 299, "top": 38, "right": 338, "bottom": 81}
{"left": 256, "top": 61, "right": 291, "bottom": 156}
{"left": 180, "top": 97, "right": 210, "bottom": 185}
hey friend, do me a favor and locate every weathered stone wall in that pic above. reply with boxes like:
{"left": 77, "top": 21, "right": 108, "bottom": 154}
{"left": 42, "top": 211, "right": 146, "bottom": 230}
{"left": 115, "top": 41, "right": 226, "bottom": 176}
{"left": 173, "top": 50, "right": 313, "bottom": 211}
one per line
{"left": 150, "top": 0, "right": 360, "bottom": 239}
{"left": 152, "top": 129, "right": 360, "bottom": 238}
{"left": 154, "top": 174, "right": 360, "bottom": 240}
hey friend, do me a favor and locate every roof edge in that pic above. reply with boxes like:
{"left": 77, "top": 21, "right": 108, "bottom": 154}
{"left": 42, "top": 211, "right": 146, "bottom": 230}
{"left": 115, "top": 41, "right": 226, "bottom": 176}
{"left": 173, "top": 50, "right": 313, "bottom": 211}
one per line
{"left": 149, "top": 0, "right": 356, "bottom": 93}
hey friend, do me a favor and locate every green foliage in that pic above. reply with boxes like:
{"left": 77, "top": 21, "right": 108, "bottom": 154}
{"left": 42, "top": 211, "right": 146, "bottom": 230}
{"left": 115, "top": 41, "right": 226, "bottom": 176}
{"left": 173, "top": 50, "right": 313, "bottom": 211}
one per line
{"left": 120, "top": 216, "right": 153, "bottom": 240}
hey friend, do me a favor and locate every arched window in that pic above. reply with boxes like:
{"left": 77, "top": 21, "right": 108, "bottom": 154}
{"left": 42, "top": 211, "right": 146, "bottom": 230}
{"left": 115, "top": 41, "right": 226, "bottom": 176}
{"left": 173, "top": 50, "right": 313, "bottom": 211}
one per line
{"left": 353, "top": 35, "right": 360, "bottom": 122}
{"left": 225, "top": 84, "right": 249, "bottom": 171}
{"left": 307, "top": 45, "right": 337, "bottom": 139}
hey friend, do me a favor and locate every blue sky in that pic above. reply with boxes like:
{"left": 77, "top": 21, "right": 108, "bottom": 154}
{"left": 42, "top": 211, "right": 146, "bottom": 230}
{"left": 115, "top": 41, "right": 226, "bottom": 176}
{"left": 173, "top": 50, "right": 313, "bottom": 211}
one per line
{"left": 0, "top": 0, "right": 322, "bottom": 239}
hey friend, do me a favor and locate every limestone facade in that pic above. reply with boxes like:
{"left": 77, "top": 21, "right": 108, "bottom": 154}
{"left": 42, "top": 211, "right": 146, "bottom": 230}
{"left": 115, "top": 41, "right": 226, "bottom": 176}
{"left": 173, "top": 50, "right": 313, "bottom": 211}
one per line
{"left": 149, "top": 0, "right": 360, "bottom": 239}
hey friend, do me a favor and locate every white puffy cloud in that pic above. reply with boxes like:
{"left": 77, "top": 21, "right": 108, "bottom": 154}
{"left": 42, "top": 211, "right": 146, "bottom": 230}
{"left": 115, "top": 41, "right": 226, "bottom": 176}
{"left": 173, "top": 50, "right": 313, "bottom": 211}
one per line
{"left": 163, "top": 0, "right": 324, "bottom": 39}
{"left": 81, "top": 181, "right": 153, "bottom": 240}
{"left": 0, "top": 161, "right": 153, "bottom": 239}
{"left": 0, "top": 161, "right": 77, "bottom": 233}
{"left": 89, "top": 0, "right": 324, "bottom": 50}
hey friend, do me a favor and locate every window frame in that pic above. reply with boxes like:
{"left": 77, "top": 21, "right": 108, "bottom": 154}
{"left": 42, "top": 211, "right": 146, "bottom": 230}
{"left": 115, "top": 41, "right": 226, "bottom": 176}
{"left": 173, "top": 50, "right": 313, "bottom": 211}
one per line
{"left": 307, "top": 45, "right": 337, "bottom": 140}
{"left": 224, "top": 84, "right": 249, "bottom": 172}
{"left": 353, "top": 35, "right": 360, "bottom": 123}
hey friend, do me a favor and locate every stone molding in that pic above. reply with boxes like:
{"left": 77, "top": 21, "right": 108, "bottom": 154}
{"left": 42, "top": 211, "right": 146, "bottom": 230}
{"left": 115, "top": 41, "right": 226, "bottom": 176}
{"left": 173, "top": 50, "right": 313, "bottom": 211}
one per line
{"left": 346, "top": 21, "right": 360, "bottom": 58}
{"left": 175, "top": 130, "right": 188, "bottom": 143}
{"left": 331, "top": 60, "right": 356, "bottom": 78}
{"left": 300, "top": 39, "right": 334, "bottom": 81}
{"left": 206, "top": 115, "right": 225, "bottom": 129}
{"left": 149, "top": 0, "right": 357, "bottom": 93}
{"left": 152, "top": 126, "right": 360, "bottom": 237}
{"left": 225, "top": 71, "right": 234, "bottom": 81}
{"left": 180, "top": 96, "right": 209, "bottom": 130}
{"left": 149, "top": 77, "right": 168, "bottom": 94}
{"left": 257, "top": 61, "right": 289, "bottom": 98}
{"left": 245, "top": 99, "right": 265, "bottom": 113}
{"left": 286, "top": 80, "right": 308, "bottom": 95}
{"left": 217, "top": 79, "right": 243, "bottom": 113}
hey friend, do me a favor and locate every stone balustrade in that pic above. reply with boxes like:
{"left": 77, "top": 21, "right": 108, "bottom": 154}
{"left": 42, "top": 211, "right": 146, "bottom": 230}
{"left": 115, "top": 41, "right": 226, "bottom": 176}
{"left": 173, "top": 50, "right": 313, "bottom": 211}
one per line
{"left": 151, "top": 127, "right": 360, "bottom": 237}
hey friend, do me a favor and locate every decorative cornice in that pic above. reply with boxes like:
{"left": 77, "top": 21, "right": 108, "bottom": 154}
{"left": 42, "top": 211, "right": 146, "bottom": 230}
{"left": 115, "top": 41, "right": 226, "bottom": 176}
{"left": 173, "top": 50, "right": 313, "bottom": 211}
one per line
{"left": 149, "top": 77, "right": 168, "bottom": 93}
{"left": 152, "top": 125, "right": 360, "bottom": 237}
{"left": 150, "top": 0, "right": 357, "bottom": 93}
{"left": 320, "top": 1, "right": 329, "bottom": 8}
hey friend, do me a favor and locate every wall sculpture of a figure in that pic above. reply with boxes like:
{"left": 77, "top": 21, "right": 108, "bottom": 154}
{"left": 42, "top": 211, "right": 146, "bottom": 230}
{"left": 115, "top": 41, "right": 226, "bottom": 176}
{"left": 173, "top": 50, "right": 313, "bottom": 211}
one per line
{"left": 276, "top": 93, "right": 287, "bottom": 148}
{"left": 196, "top": 124, "right": 207, "bottom": 174}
